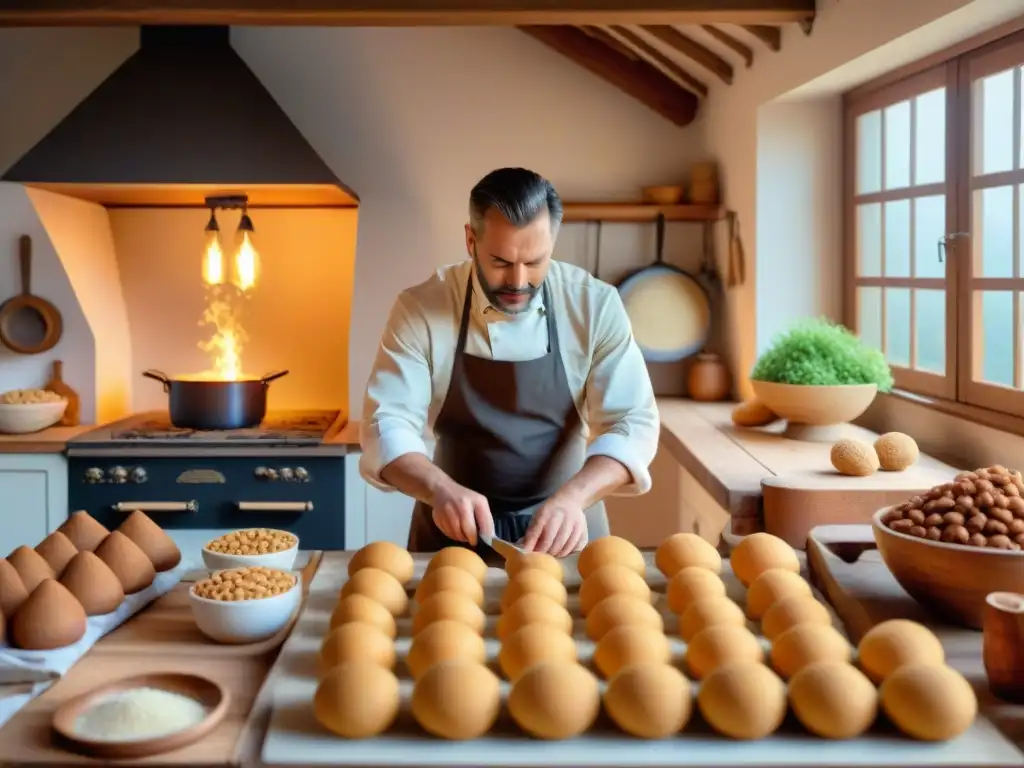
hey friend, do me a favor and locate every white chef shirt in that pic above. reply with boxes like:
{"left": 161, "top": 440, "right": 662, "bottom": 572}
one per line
{"left": 359, "top": 258, "right": 660, "bottom": 496}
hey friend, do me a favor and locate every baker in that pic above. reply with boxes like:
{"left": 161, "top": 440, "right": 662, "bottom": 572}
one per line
{"left": 359, "top": 167, "right": 659, "bottom": 560}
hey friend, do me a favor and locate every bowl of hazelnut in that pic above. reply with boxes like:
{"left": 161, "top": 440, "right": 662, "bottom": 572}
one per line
{"left": 873, "top": 465, "right": 1024, "bottom": 630}
{"left": 189, "top": 565, "right": 302, "bottom": 644}
{"left": 202, "top": 528, "right": 299, "bottom": 572}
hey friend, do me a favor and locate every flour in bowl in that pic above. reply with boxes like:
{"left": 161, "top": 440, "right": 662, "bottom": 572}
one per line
{"left": 74, "top": 686, "right": 208, "bottom": 741}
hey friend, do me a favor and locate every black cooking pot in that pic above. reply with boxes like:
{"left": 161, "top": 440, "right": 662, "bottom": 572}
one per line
{"left": 142, "top": 369, "right": 289, "bottom": 430}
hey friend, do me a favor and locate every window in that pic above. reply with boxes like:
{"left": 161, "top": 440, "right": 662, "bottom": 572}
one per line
{"left": 845, "top": 30, "right": 1024, "bottom": 418}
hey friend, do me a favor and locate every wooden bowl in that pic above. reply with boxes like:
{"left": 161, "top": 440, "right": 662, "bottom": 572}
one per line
{"left": 52, "top": 672, "right": 229, "bottom": 758}
{"left": 749, "top": 381, "right": 877, "bottom": 441}
{"left": 872, "top": 508, "right": 1024, "bottom": 630}
{"left": 642, "top": 185, "right": 685, "bottom": 205}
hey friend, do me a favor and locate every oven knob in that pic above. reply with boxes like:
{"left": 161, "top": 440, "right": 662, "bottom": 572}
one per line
{"left": 279, "top": 467, "right": 294, "bottom": 482}
{"left": 110, "top": 466, "right": 128, "bottom": 483}
{"left": 265, "top": 468, "right": 279, "bottom": 481}
{"left": 254, "top": 466, "right": 268, "bottom": 479}
{"left": 84, "top": 467, "right": 104, "bottom": 483}
{"left": 130, "top": 466, "right": 148, "bottom": 484}
{"left": 295, "top": 467, "right": 309, "bottom": 482}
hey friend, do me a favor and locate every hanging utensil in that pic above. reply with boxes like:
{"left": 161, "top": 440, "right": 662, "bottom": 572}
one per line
{"left": 0, "top": 235, "right": 64, "bottom": 355}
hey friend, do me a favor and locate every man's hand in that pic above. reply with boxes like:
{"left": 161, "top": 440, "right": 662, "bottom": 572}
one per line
{"left": 521, "top": 495, "right": 588, "bottom": 557}
{"left": 431, "top": 480, "right": 494, "bottom": 546}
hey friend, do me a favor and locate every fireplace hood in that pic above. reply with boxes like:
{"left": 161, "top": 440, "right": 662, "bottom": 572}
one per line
{"left": 3, "top": 26, "right": 357, "bottom": 208}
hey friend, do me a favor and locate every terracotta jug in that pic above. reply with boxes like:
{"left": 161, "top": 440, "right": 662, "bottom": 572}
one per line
{"left": 687, "top": 352, "right": 731, "bottom": 402}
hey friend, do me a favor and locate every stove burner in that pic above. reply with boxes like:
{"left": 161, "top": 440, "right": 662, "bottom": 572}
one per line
{"left": 110, "top": 411, "right": 338, "bottom": 443}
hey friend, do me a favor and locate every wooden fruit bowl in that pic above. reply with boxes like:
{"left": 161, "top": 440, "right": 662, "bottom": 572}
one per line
{"left": 872, "top": 507, "right": 1024, "bottom": 630}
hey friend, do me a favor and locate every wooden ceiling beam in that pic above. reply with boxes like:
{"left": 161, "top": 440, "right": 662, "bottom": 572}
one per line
{"left": 0, "top": 0, "right": 818, "bottom": 27}
{"left": 608, "top": 25, "right": 708, "bottom": 98}
{"left": 519, "top": 25, "right": 698, "bottom": 127}
{"left": 701, "top": 24, "right": 753, "bottom": 68}
{"left": 580, "top": 25, "right": 638, "bottom": 60}
{"left": 641, "top": 25, "right": 733, "bottom": 85}
{"left": 742, "top": 24, "right": 782, "bottom": 51}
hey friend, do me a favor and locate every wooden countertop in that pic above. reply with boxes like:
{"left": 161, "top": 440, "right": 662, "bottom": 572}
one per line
{"left": 323, "top": 420, "right": 359, "bottom": 445}
{"left": 0, "top": 425, "right": 95, "bottom": 454}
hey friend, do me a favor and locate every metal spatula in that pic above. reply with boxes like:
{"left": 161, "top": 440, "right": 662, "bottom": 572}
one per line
{"left": 479, "top": 532, "right": 526, "bottom": 560}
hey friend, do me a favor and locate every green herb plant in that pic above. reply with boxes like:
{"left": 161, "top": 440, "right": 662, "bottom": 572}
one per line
{"left": 751, "top": 318, "right": 894, "bottom": 391}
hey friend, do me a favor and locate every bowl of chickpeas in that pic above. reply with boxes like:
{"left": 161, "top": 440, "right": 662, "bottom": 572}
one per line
{"left": 189, "top": 565, "right": 301, "bottom": 643}
{"left": 0, "top": 389, "right": 68, "bottom": 434}
{"left": 202, "top": 528, "right": 299, "bottom": 571}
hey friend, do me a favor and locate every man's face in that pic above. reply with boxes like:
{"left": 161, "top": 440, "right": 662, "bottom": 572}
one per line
{"left": 465, "top": 208, "right": 555, "bottom": 315}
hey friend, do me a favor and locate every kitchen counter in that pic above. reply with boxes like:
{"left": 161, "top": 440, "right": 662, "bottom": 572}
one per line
{"left": 0, "top": 425, "right": 95, "bottom": 454}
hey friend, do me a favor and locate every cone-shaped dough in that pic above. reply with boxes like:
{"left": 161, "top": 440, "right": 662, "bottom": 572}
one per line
{"left": 59, "top": 511, "right": 110, "bottom": 552}
{"left": 60, "top": 551, "right": 125, "bottom": 615}
{"left": 36, "top": 531, "right": 78, "bottom": 576}
{"left": 10, "top": 579, "right": 87, "bottom": 650}
{"left": 8, "top": 546, "right": 55, "bottom": 593}
{"left": 116, "top": 511, "right": 181, "bottom": 572}
{"left": 95, "top": 531, "right": 156, "bottom": 594}
{"left": 0, "top": 559, "right": 27, "bottom": 618}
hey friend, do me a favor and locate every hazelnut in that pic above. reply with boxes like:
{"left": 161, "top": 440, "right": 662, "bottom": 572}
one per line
{"left": 874, "top": 432, "right": 920, "bottom": 471}
{"left": 830, "top": 439, "right": 880, "bottom": 477}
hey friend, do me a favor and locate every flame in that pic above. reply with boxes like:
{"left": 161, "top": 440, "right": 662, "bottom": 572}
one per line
{"left": 196, "top": 287, "right": 250, "bottom": 381}
{"left": 202, "top": 230, "right": 226, "bottom": 286}
{"left": 232, "top": 230, "right": 260, "bottom": 292}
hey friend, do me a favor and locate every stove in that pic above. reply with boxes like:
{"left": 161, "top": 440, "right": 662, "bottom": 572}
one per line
{"left": 67, "top": 410, "right": 350, "bottom": 550}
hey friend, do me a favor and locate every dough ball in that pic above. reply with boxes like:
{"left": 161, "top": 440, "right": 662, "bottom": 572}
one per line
{"left": 655, "top": 533, "right": 722, "bottom": 578}
{"left": 340, "top": 568, "right": 408, "bottom": 617}
{"left": 415, "top": 565, "right": 485, "bottom": 606}
{"left": 604, "top": 663, "right": 692, "bottom": 739}
{"left": 585, "top": 594, "right": 664, "bottom": 642}
{"left": 686, "top": 624, "right": 764, "bottom": 680}
{"left": 412, "top": 590, "right": 486, "bottom": 635}
{"left": 697, "top": 661, "right": 787, "bottom": 740}
{"left": 745, "top": 568, "right": 813, "bottom": 620}
{"left": 499, "top": 623, "right": 578, "bottom": 681}
{"left": 330, "top": 594, "right": 397, "bottom": 638}
{"left": 874, "top": 432, "right": 919, "bottom": 472}
{"left": 577, "top": 536, "right": 646, "bottom": 580}
{"left": 501, "top": 568, "right": 568, "bottom": 610}
{"left": 760, "top": 594, "right": 832, "bottom": 642}
{"left": 319, "top": 621, "right": 395, "bottom": 677}
{"left": 593, "top": 624, "right": 671, "bottom": 679}
{"left": 425, "top": 546, "right": 488, "bottom": 582}
{"left": 789, "top": 661, "right": 878, "bottom": 739}
{"left": 314, "top": 661, "right": 400, "bottom": 738}
{"left": 678, "top": 596, "right": 746, "bottom": 642}
{"left": 348, "top": 541, "right": 415, "bottom": 584}
{"left": 497, "top": 593, "right": 574, "bottom": 640}
{"left": 666, "top": 567, "right": 727, "bottom": 615}
{"left": 729, "top": 532, "right": 800, "bottom": 587}
{"left": 578, "top": 563, "right": 651, "bottom": 616}
{"left": 508, "top": 661, "right": 601, "bottom": 739}
{"left": 857, "top": 619, "right": 945, "bottom": 684}
{"left": 771, "top": 624, "right": 851, "bottom": 679}
{"left": 411, "top": 659, "right": 501, "bottom": 740}
{"left": 406, "top": 619, "right": 486, "bottom": 679}
{"left": 880, "top": 663, "right": 977, "bottom": 741}
{"left": 732, "top": 398, "right": 778, "bottom": 428}
{"left": 505, "top": 551, "right": 563, "bottom": 581}
{"left": 830, "top": 439, "right": 880, "bottom": 477}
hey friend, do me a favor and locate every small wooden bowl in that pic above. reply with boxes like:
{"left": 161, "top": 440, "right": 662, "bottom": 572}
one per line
{"left": 52, "top": 672, "right": 229, "bottom": 759}
{"left": 872, "top": 508, "right": 1024, "bottom": 630}
{"left": 984, "top": 591, "right": 1024, "bottom": 702}
{"left": 642, "top": 185, "right": 685, "bottom": 205}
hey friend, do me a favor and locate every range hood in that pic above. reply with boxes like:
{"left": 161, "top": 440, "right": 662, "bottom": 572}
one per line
{"left": 3, "top": 26, "right": 357, "bottom": 207}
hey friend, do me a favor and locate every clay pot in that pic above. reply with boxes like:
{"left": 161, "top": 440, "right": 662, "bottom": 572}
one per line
{"left": 687, "top": 353, "right": 731, "bottom": 402}
{"left": 984, "top": 592, "right": 1024, "bottom": 703}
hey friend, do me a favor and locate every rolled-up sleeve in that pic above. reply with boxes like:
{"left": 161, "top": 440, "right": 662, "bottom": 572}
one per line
{"left": 359, "top": 294, "right": 433, "bottom": 492}
{"left": 583, "top": 288, "right": 660, "bottom": 496}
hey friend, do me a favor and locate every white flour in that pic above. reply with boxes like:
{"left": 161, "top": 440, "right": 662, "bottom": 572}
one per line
{"left": 73, "top": 686, "right": 208, "bottom": 742}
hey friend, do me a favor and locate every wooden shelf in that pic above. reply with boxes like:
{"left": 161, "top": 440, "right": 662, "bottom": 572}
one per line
{"left": 562, "top": 202, "right": 725, "bottom": 223}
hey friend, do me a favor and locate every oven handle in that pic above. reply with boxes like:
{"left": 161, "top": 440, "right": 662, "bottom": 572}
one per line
{"left": 112, "top": 501, "right": 198, "bottom": 513}
{"left": 237, "top": 501, "right": 313, "bottom": 512}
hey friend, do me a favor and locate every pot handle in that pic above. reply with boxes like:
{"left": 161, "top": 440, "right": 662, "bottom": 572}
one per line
{"left": 260, "top": 370, "right": 290, "bottom": 386}
{"left": 142, "top": 369, "right": 172, "bottom": 393}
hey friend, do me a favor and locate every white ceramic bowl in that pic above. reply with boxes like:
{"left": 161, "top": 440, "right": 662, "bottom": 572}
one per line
{"left": 201, "top": 530, "right": 299, "bottom": 571}
{"left": 189, "top": 578, "right": 302, "bottom": 644}
{"left": 0, "top": 400, "right": 68, "bottom": 434}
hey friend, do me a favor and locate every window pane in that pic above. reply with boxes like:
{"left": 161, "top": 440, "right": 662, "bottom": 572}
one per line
{"left": 914, "top": 195, "right": 946, "bottom": 279}
{"left": 884, "top": 199, "right": 910, "bottom": 277}
{"left": 974, "top": 186, "right": 1015, "bottom": 277}
{"left": 914, "top": 289, "right": 945, "bottom": 373}
{"left": 857, "top": 110, "right": 882, "bottom": 195}
{"left": 915, "top": 88, "right": 946, "bottom": 185}
{"left": 976, "top": 290, "right": 1014, "bottom": 386}
{"left": 858, "top": 287, "right": 882, "bottom": 352}
{"left": 885, "top": 287, "right": 911, "bottom": 367}
{"left": 857, "top": 203, "right": 882, "bottom": 277}
{"left": 884, "top": 101, "right": 911, "bottom": 190}
{"left": 975, "top": 68, "right": 1015, "bottom": 175}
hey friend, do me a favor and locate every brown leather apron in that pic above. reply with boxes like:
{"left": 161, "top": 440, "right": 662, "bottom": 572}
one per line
{"left": 407, "top": 274, "right": 609, "bottom": 563}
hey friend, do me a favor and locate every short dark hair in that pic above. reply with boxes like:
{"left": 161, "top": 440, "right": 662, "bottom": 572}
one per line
{"left": 468, "top": 167, "right": 563, "bottom": 237}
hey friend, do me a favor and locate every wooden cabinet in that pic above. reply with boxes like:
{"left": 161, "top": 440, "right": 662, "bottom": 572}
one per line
{"left": 0, "top": 453, "right": 69, "bottom": 554}
{"left": 342, "top": 450, "right": 424, "bottom": 550}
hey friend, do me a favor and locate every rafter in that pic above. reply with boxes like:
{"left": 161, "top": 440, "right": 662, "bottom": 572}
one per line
{"left": 608, "top": 25, "right": 708, "bottom": 98}
{"left": 701, "top": 24, "right": 753, "bottom": 68}
{"left": 742, "top": 24, "right": 782, "bottom": 51}
{"left": 0, "top": 0, "right": 818, "bottom": 27}
{"left": 580, "top": 25, "right": 638, "bottom": 60}
{"left": 520, "top": 25, "right": 698, "bottom": 126}
{"left": 641, "top": 25, "right": 733, "bottom": 85}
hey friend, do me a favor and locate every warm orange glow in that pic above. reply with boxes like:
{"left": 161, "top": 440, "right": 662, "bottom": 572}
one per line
{"left": 232, "top": 230, "right": 260, "bottom": 292}
{"left": 202, "top": 230, "right": 226, "bottom": 286}
{"left": 196, "top": 287, "right": 250, "bottom": 381}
